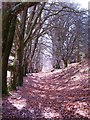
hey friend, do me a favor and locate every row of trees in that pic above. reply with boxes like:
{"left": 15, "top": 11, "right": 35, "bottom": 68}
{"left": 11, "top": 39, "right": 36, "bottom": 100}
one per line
{"left": 48, "top": 3, "right": 88, "bottom": 68}
{"left": 2, "top": 2, "right": 41, "bottom": 95}
{"left": 2, "top": 2, "right": 88, "bottom": 95}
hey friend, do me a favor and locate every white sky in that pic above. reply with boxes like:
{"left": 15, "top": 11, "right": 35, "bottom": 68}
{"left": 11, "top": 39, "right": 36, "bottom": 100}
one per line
{"left": 71, "top": 0, "right": 90, "bottom": 8}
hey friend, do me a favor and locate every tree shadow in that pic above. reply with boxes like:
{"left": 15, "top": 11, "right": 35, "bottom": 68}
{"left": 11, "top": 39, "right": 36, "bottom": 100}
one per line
{"left": 2, "top": 63, "right": 90, "bottom": 120}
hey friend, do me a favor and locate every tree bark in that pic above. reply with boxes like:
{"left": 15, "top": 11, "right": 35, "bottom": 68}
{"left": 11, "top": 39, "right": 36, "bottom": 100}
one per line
{"left": 2, "top": 3, "right": 12, "bottom": 54}
{"left": 2, "top": 15, "right": 17, "bottom": 95}
{"left": 18, "top": 9, "right": 27, "bottom": 86}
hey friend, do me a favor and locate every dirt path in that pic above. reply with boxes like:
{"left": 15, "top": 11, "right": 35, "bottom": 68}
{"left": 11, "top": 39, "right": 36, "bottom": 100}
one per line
{"left": 2, "top": 62, "right": 90, "bottom": 120}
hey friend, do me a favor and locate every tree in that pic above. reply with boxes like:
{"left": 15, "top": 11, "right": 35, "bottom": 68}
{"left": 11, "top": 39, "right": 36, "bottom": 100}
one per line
{"left": 2, "top": 3, "right": 15, "bottom": 94}
{"left": 2, "top": 2, "right": 39, "bottom": 95}
{"left": 47, "top": 2, "right": 88, "bottom": 68}
{"left": 17, "top": 9, "right": 28, "bottom": 86}
{"left": 6, "top": 2, "right": 46, "bottom": 90}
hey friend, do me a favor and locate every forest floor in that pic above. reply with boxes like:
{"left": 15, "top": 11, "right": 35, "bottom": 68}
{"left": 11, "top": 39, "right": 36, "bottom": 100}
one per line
{"left": 2, "top": 60, "right": 90, "bottom": 120}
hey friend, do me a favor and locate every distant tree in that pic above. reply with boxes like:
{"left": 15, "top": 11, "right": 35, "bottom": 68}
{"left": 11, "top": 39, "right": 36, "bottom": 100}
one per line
{"left": 47, "top": 2, "right": 88, "bottom": 68}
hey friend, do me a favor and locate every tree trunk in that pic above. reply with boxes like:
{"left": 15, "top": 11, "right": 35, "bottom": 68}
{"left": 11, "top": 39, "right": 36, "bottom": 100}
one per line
{"left": 18, "top": 47, "right": 24, "bottom": 86}
{"left": 2, "top": 3, "right": 12, "bottom": 54}
{"left": 63, "top": 59, "right": 68, "bottom": 68}
{"left": 77, "top": 40, "right": 80, "bottom": 62}
{"left": 2, "top": 2, "right": 38, "bottom": 95}
{"left": 2, "top": 15, "right": 17, "bottom": 95}
{"left": 18, "top": 9, "right": 27, "bottom": 86}
{"left": 29, "top": 59, "right": 33, "bottom": 73}
{"left": 23, "top": 59, "right": 28, "bottom": 76}
{"left": 10, "top": 62, "right": 17, "bottom": 90}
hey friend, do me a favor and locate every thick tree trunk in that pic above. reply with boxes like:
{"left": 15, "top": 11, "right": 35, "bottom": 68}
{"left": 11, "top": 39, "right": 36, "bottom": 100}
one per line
{"left": 2, "top": 15, "right": 17, "bottom": 95}
{"left": 2, "top": 3, "right": 12, "bottom": 54}
{"left": 2, "top": 56, "right": 8, "bottom": 95}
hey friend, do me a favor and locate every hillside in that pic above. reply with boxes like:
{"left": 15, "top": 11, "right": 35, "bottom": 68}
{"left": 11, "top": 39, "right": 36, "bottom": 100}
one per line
{"left": 2, "top": 60, "right": 90, "bottom": 120}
